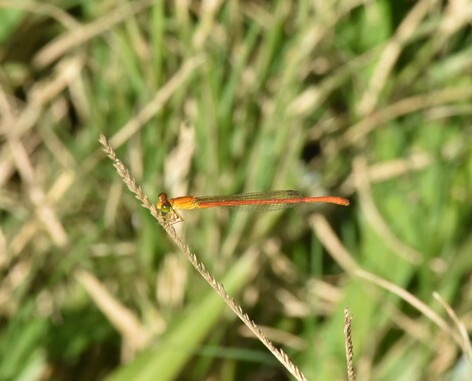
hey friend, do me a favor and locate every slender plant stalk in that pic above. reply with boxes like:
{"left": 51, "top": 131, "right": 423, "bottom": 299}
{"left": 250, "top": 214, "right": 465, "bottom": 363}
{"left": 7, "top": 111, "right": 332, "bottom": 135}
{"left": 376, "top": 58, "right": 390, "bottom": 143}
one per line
{"left": 344, "top": 308, "right": 356, "bottom": 381}
{"left": 98, "top": 133, "right": 308, "bottom": 381}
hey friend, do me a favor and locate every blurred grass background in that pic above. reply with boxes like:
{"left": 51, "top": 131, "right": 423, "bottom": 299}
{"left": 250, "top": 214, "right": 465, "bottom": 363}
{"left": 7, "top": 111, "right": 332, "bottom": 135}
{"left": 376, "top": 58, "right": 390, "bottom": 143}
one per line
{"left": 1, "top": 1, "right": 472, "bottom": 380}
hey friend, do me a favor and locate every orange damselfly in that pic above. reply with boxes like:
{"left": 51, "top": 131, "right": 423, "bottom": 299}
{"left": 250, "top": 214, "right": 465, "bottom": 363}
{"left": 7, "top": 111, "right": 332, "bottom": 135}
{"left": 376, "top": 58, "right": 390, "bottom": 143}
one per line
{"left": 156, "top": 190, "right": 349, "bottom": 224}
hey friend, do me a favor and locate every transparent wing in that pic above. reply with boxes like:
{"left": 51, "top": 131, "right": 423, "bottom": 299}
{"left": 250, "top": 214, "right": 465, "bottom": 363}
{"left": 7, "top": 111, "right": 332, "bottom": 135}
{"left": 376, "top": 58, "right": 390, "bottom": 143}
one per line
{"left": 194, "top": 190, "right": 304, "bottom": 211}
